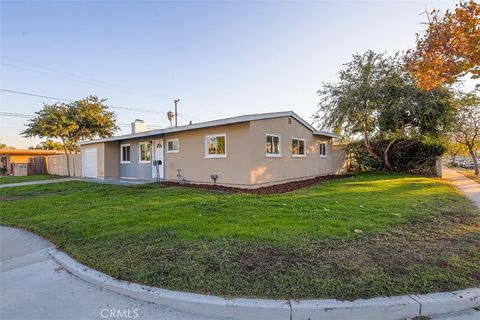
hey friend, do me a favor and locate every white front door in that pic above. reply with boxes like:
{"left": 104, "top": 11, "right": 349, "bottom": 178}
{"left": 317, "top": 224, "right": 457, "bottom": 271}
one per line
{"left": 152, "top": 140, "right": 164, "bottom": 179}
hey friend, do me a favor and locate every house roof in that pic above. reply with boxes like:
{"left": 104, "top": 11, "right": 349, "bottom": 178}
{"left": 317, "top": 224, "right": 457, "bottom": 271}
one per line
{"left": 0, "top": 149, "right": 65, "bottom": 156}
{"left": 80, "top": 111, "right": 340, "bottom": 145}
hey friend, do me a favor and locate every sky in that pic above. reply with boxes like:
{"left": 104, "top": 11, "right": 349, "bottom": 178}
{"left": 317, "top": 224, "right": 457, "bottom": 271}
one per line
{"left": 0, "top": 0, "right": 473, "bottom": 148}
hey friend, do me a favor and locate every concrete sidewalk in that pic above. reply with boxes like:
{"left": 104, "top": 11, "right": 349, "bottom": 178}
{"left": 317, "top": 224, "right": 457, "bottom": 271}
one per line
{"left": 0, "top": 177, "right": 77, "bottom": 188}
{"left": 442, "top": 167, "right": 480, "bottom": 209}
{"left": 0, "top": 226, "right": 217, "bottom": 320}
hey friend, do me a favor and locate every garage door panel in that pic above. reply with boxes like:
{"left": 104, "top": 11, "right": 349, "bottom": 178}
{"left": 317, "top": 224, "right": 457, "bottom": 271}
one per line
{"left": 82, "top": 147, "right": 97, "bottom": 178}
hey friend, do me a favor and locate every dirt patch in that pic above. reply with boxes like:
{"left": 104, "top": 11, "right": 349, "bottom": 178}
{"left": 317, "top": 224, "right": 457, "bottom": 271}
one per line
{"left": 159, "top": 174, "right": 353, "bottom": 195}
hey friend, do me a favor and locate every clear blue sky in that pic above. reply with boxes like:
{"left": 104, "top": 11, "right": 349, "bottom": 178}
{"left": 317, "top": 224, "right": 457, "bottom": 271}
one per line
{"left": 0, "top": 0, "right": 466, "bottom": 148}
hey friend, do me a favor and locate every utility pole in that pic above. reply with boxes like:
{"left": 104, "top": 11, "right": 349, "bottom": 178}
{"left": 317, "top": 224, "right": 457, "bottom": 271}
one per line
{"left": 174, "top": 99, "right": 180, "bottom": 127}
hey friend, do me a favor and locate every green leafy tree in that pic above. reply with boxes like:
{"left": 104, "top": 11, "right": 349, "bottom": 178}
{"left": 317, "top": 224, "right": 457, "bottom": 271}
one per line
{"left": 34, "top": 139, "right": 66, "bottom": 151}
{"left": 442, "top": 137, "right": 469, "bottom": 165}
{"left": 450, "top": 91, "right": 480, "bottom": 175}
{"left": 314, "top": 51, "right": 393, "bottom": 161}
{"left": 377, "top": 68, "right": 454, "bottom": 170}
{"left": 315, "top": 51, "right": 455, "bottom": 171}
{"left": 0, "top": 143, "right": 15, "bottom": 149}
{"left": 22, "top": 96, "right": 118, "bottom": 176}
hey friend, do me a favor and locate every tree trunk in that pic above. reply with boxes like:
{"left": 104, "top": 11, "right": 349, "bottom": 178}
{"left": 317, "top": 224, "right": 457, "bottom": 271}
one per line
{"left": 362, "top": 118, "right": 381, "bottom": 162}
{"left": 451, "top": 152, "right": 458, "bottom": 165}
{"left": 384, "top": 123, "right": 405, "bottom": 172}
{"left": 384, "top": 137, "right": 399, "bottom": 172}
{"left": 61, "top": 139, "right": 71, "bottom": 177}
{"left": 468, "top": 147, "right": 479, "bottom": 175}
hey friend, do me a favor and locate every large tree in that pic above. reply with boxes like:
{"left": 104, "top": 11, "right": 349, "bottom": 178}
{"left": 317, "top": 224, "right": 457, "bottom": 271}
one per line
{"left": 405, "top": 1, "right": 480, "bottom": 89}
{"left": 314, "top": 51, "right": 393, "bottom": 162}
{"left": 378, "top": 69, "right": 454, "bottom": 170}
{"left": 23, "top": 96, "right": 118, "bottom": 176}
{"left": 315, "top": 51, "right": 455, "bottom": 171}
{"left": 450, "top": 91, "right": 480, "bottom": 175}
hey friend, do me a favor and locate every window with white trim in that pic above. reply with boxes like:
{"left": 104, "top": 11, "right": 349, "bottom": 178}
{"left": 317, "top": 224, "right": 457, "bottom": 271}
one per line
{"left": 266, "top": 134, "right": 281, "bottom": 157}
{"left": 166, "top": 139, "right": 179, "bottom": 153}
{"left": 292, "top": 138, "right": 306, "bottom": 156}
{"left": 139, "top": 142, "right": 151, "bottom": 162}
{"left": 205, "top": 134, "right": 226, "bottom": 158}
{"left": 120, "top": 144, "right": 130, "bottom": 163}
{"left": 319, "top": 142, "right": 327, "bottom": 157}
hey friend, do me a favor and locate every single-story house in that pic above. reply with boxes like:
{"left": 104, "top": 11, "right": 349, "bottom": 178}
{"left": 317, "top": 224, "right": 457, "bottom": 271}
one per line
{"left": 80, "top": 111, "right": 347, "bottom": 188}
{"left": 0, "top": 149, "right": 65, "bottom": 175}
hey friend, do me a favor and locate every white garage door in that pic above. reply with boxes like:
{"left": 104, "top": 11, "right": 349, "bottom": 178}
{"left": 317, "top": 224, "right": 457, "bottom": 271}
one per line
{"left": 82, "top": 147, "right": 98, "bottom": 178}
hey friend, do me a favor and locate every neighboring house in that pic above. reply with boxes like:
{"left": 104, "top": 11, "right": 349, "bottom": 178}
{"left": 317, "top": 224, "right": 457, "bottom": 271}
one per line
{"left": 0, "top": 149, "right": 65, "bottom": 175}
{"left": 80, "top": 111, "right": 346, "bottom": 188}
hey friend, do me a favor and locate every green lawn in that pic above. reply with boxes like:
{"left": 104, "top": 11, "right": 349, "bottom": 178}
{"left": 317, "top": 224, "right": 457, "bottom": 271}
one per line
{"left": 0, "top": 174, "right": 61, "bottom": 185}
{"left": 0, "top": 172, "right": 478, "bottom": 300}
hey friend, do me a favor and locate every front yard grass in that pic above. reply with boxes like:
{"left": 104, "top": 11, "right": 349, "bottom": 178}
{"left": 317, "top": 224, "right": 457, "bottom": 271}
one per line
{"left": 0, "top": 174, "right": 61, "bottom": 185}
{"left": 0, "top": 172, "right": 478, "bottom": 300}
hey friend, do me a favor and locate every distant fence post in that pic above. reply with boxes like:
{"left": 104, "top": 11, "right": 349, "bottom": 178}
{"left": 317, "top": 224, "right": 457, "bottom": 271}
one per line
{"left": 436, "top": 157, "right": 443, "bottom": 177}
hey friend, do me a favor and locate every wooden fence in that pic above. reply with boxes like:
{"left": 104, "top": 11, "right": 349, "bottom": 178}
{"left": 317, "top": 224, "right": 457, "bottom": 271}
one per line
{"left": 28, "top": 157, "right": 48, "bottom": 175}
{"left": 47, "top": 154, "right": 82, "bottom": 177}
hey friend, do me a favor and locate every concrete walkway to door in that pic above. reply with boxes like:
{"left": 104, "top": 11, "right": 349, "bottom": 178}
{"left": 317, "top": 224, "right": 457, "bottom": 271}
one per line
{"left": 443, "top": 167, "right": 480, "bottom": 209}
{"left": 0, "top": 177, "right": 77, "bottom": 189}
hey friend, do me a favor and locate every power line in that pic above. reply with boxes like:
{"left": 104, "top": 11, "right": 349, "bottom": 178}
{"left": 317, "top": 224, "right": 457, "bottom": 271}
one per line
{"left": 0, "top": 111, "right": 166, "bottom": 129}
{"left": 0, "top": 88, "right": 168, "bottom": 114}
{"left": 2, "top": 56, "right": 166, "bottom": 98}
{"left": 0, "top": 88, "right": 198, "bottom": 124}
{"left": 0, "top": 111, "right": 32, "bottom": 118}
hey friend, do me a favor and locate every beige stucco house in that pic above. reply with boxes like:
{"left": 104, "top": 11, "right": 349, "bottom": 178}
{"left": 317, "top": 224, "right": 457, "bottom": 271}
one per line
{"left": 80, "top": 111, "right": 346, "bottom": 188}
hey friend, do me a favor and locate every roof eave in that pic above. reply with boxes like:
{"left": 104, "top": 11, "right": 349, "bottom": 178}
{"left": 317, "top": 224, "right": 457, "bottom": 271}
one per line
{"left": 312, "top": 131, "right": 342, "bottom": 139}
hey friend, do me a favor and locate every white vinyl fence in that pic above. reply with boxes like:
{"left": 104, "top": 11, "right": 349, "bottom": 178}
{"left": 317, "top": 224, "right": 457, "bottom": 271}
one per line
{"left": 48, "top": 154, "right": 82, "bottom": 177}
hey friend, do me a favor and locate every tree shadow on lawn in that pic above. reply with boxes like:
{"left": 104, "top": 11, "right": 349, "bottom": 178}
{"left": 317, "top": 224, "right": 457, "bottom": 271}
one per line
{"left": 71, "top": 203, "right": 480, "bottom": 301}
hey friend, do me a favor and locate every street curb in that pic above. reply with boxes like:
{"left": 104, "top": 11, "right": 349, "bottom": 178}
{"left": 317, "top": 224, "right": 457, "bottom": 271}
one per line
{"left": 49, "top": 248, "right": 480, "bottom": 320}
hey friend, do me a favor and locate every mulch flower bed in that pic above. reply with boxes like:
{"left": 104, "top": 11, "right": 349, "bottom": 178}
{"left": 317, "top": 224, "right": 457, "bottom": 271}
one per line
{"left": 160, "top": 174, "right": 353, "bottom": 195}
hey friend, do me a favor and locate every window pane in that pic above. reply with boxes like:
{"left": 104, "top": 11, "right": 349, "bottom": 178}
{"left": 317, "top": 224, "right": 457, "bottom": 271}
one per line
{"left": 216, "top": 136, "right": 225, "bottom": 154}
{"left": 266, "top": 135, "right": 272, "bottom": 154}
{"left": 207, "top": 137, "right": 216, "bottom": 155}
{"left": 273, "top": 136, "right": 279, "bottom": 154}
{"left": 140, "top": 144, "right": 145, "bottom": 161}
{"left": 299, "top": 140, "right": 305, "bottom": 155}
{"left": 320, "top": 143, "right": 326, "bottom": 156}
{"left": 122, "top": 146, "right": 130, "bottom": 162}
{"left": 145, "top": 143, "right": 151, "bottom": 161}
{"left": 292, "top": 139, "right": 298, "bottom": 155}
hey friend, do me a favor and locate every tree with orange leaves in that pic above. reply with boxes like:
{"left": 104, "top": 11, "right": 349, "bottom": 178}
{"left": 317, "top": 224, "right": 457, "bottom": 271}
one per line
{"left": 406, "top": 1, "right": 479, "bottom": 90}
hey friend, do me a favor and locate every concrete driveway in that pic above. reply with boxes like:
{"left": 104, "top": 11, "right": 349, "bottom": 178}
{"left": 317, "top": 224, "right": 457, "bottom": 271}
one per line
{"left": 0, "top": 226, "right": 216, "bottom": 320}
